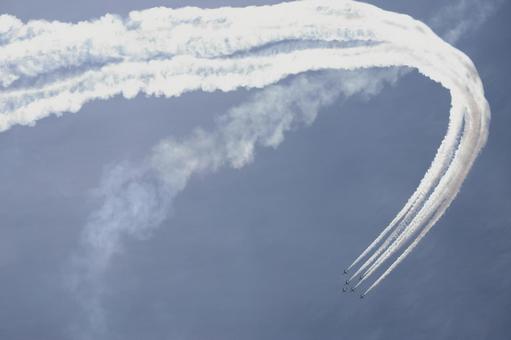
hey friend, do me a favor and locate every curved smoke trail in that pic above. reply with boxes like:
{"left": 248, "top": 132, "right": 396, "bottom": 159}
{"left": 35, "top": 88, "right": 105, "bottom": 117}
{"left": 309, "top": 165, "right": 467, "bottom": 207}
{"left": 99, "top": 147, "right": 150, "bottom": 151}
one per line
{"left": 0, "top": 0, "right": 489, "bottom": 303}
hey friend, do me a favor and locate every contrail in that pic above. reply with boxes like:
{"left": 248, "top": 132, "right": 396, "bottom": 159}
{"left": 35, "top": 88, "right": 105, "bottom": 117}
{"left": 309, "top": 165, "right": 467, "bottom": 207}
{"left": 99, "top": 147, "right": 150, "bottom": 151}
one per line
{"left": 0, "top": 0, "right": 489, "bottom": 310}
{"left": 68, "top": 69, "right": 399, "bottom": 337}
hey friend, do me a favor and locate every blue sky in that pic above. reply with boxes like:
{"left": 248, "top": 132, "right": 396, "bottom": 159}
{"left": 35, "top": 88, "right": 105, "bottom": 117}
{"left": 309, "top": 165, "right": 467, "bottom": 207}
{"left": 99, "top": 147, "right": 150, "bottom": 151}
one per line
{"left": 0, "top": 1, "right": 510, "bottom": 340}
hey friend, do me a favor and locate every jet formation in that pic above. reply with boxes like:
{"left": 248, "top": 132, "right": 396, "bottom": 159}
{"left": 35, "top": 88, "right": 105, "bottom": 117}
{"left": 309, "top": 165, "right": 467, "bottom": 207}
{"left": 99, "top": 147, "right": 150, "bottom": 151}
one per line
{"left": 342, "top": 269, "right": 365, "bottom": 299}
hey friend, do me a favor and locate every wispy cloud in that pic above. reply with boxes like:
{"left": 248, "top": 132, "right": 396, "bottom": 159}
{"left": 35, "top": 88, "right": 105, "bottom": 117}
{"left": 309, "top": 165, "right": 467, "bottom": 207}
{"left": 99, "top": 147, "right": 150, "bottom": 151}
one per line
{"left": 68, "top": 68, "right": 401, "bottom": 337}
{"left": 430, "top": 0, "right": 503, "bottom": 43}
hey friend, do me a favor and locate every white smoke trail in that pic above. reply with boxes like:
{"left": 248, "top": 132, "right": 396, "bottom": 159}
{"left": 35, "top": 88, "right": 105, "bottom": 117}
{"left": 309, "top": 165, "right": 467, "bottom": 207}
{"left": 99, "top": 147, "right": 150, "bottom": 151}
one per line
{"left": 0, "top": 0, "right": 489, "bottom": 304}
{"left": 67, "top": 69, "right": 399, "bottom": 337}
{"left": 349, "top": 107, "right": 465, "bottom": 285}
{"left": 345, "top": 0, "right": 502, "bottom": 283}
{"left": 347, "top": 0, "right": 499, "bottom": 294}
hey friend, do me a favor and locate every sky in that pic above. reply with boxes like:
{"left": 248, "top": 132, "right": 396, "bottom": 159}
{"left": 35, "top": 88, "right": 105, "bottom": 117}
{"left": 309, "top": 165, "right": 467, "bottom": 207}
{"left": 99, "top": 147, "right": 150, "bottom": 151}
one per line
{"left": 0, "top": 1, "right": 510, "bottom": 340}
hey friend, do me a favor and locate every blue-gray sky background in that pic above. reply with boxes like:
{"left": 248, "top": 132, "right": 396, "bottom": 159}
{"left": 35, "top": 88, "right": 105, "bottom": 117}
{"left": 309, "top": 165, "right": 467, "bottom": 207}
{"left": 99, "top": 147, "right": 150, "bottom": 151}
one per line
{"left": 0, "top": 1, "right": 509, "bottom": 339}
